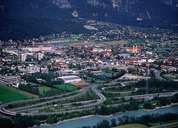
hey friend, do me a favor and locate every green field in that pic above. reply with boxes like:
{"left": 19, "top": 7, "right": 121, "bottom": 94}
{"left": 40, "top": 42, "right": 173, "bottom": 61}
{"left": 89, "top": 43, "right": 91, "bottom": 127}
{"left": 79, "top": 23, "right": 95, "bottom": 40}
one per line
{"left": 38, "top": 86, "right": 53, "bottom": 95}
{"left": 0, "top": 85, "right": 36, "bottom": 103}
{"left": 54, "top": 84, "right": 78, "bottom": 91}
{"left": 38, "top": 85, "right": 64, "bottom": 96}
{"left": 114, "top": 124, "right": 148, "bottom": 128}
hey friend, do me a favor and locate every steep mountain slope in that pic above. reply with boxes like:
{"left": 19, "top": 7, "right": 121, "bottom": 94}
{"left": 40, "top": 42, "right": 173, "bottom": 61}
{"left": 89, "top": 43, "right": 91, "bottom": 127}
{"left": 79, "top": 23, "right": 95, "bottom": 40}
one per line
{"left": 0, "top": 0, "right": 177, "bottom": 40}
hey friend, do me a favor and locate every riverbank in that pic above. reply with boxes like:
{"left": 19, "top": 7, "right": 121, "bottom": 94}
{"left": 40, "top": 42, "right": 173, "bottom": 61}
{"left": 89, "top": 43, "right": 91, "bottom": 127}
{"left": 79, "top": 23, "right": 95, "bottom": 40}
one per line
{"left": 36, "top": 104, "right": 178, "bottom": 128}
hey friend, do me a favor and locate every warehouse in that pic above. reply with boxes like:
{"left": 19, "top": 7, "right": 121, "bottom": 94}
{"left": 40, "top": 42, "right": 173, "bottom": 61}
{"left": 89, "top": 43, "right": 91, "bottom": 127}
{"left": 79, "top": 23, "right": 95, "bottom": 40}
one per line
{"left": 59, "top": 75, "right": 82, "bottom": 84}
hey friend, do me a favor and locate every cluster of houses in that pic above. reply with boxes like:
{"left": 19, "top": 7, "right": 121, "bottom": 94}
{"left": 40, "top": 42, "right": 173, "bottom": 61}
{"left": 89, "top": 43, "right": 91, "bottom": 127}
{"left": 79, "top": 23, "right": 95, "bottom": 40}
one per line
{"left": 0, "top": 41, "right": 177, "bottom": 89}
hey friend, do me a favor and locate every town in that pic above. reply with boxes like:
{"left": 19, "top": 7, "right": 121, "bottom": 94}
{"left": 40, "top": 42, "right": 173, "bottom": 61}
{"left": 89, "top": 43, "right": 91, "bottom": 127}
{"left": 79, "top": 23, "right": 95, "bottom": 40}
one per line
{"left": 0, "top": 22, "right": 178, "bottom": 128}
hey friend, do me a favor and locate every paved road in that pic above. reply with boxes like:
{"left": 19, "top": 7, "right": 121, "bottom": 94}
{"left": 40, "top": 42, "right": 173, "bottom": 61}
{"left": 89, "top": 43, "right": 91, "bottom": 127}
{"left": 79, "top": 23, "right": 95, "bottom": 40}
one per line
{"left": 9, "top": 88, "right": 87, "bottom": 112}
{"left": 0, "top": 75, "right": 177, "bottom": 117}
{"left": 0, "top": 86, "right": 90, "bottom": 116}
{"left": 14, "top": 100, "right": 97, "bottom": 113}
{"left": 0, "top": 82, "right": 107, "bottom": 116}
{"left": 125, "top": 91, "right": 178, "bottom": 100}
{"left": 15, "top": 84, "right": 106, "bottom": 116}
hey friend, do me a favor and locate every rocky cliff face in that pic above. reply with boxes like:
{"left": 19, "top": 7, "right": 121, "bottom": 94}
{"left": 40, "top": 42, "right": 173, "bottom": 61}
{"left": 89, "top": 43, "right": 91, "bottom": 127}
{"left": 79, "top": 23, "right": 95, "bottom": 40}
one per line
{"left": 2, "top": 0, "right": 177, "bottom": 21}
{"left": 0, "top": 0, "right": 177, "bottom": 40}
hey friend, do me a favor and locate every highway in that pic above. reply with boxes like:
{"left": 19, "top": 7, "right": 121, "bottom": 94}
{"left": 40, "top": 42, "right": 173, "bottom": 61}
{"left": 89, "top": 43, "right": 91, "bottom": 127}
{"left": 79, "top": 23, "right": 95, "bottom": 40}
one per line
{"left": 10, "top": 84, "right": 106, "bottom": 116}
{"left": 0, "top": 86, "right": 89, "bottom": 116}
{"left": 9, "top": 87, "right": 89, "bottom": 112}
{"left": 0, "top": 78, "right": 177, "bottom": 117}
{"left": 0, "top": 81, "right": 107, "bottom": 116}
{"left": 125, "top": 91, "right": 178, "bottom": 100}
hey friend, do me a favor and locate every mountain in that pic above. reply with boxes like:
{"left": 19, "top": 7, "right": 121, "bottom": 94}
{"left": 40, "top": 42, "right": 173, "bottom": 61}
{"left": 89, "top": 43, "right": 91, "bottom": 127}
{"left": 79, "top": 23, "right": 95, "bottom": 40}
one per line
{"left": 0, "top": 0, "right": 178, "bottom": 40}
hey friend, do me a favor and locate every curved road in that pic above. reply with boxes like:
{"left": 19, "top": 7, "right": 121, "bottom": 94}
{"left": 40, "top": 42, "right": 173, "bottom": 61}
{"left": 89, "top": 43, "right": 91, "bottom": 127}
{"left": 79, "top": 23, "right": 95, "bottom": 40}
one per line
{"left": 0, "top": 80, "right": 177, "bottom": 117}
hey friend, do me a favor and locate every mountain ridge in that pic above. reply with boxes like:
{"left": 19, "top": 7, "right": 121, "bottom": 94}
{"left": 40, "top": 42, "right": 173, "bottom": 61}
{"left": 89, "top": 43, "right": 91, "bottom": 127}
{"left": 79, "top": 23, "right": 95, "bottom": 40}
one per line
{"left": 0, "top": 0, "right": 177, "bottom": 40}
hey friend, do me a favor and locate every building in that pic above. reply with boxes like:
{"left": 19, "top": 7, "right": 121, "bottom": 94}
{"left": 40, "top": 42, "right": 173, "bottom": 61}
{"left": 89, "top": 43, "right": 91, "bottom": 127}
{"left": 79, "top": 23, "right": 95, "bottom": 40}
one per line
{"left": 35, "top": 52, "right": 44, "bottom": 61}
{"left": 59, "top": 75, "right": 82, "bottom": 84}
{"left": 40, "top": 66, "right": 49, "bottom": 73}
{"left": 23, "top": 46, "right": 53, "bottom": 52}
{"left": 92, "top": 47, "right": 112, "bottom": 56}
{"left": 26, "top": 65, "right": 40, "bottom": 73}
{"left": 126, "top": 45, "right": 139, "bottom": 54}
{"left": 18, "top": 52, "right": 34, "bottom": 62}
{"left": 0, "top": 75, "right": 22, "bottom": 88}
{"left": 119, "top": 74, "right": 150, "bottom": 80}
{"left": 19, "top": 53, "right": 27, "bottom": 62}
{"left": 18, "top": 64, "right": 40, "bottom": 74}
{"left": 52, "top": 58, "right": 68, "bottom": 69}
{"left": 161, "top": 65, "right": 177, "bottom": 72}
{"left": 119, "top": 53, "right": 131, "bottom": 59}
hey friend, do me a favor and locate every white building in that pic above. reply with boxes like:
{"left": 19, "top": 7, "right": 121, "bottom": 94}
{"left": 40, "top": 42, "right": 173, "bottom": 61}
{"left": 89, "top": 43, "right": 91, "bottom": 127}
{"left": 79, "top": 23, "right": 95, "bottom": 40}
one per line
{"left": 26, "top": 65, "right": 40, "bottom": 73}
{"left": 0, "top": 75, "right": 21, "bottom": 88}
{"left": 36, "top": 52, "right": 44, "bottom": 61}
{"left": 19, "top": 53, "right": 27, "bottom": 62}
{"left": 119, "top": 74, "right": 150, "bottom": 80}
{"left": 59, "top": 75, "right": 82, "bottom": 84}
{"left": 18, "top": 64, "right": 40, "bottom": 74}
{"left": 119, "top": 53, "right": 131, "bottom": 59}
{"left": 40, "top": 67, "right": 49, "bottom": 73}
{"left": 23, "top": 46, "right": 53, "bottom": 52}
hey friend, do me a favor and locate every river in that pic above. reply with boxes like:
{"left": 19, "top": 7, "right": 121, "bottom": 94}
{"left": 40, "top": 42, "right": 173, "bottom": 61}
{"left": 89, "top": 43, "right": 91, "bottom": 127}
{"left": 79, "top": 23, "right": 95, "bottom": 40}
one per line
{"left": 40, "top": 105, "right": 178, "bottom": 128}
